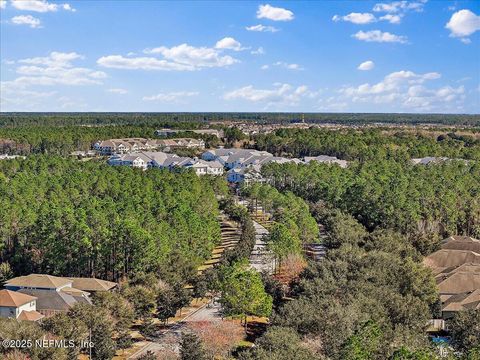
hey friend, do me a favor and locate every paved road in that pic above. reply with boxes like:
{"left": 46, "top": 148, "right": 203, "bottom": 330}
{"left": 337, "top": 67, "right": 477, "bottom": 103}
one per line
{"left": 250, "top": 220, "right": 275, "bottom": 274}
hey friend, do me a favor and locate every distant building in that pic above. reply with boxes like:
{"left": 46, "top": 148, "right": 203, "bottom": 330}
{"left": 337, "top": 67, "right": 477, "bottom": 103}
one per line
{"left": 304, "top": 155, "right": 348, "bottom": 168}
{"left": 0, "top": 289, "right": 44, "bottom": 322}
{"left": 184, "top": 159, "right": 224, "bottom": 176}
{"left": 411, "top": 157, "right": 468, "bottom": 165}
{"left": 155, "top": 129, "right": 223, "bottom": 138}
{"left": 227, "top": 166, "right": 264, "bottom": 185}
{"left": 108, "top": 151, "right": 224, "bottom": 176}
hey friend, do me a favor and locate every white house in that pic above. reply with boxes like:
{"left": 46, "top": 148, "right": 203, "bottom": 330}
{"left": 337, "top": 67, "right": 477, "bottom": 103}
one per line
{"left": 304, "top": 155, "right": 348, "bottom": 168}
{"left": 107, "top": 153, "right": 151, "bottom": 170}
{"left": 185, "top": 159, "right": 224, "bottom": 176}
{"left": 0, "top": 289, "right": 44, "bottom": 322}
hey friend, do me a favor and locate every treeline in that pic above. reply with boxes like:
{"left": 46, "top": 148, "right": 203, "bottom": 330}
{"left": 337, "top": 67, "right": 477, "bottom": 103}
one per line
{"left": 262, "top": 160, "right": 480, "bottom": 252}
{"left": 1, "top": 112, "right": 479, "bottom": 127}
{"left": 0, "top": 125, "right": 221, "bottom": 156}
{"left": 239, "top": 207, "right": 478, "bottom": 359}
{"left": 0, "top": 155, "right": 221, "bottom": 282}
{"left": 253, "top": 128, "right": 480, "bottom": 161}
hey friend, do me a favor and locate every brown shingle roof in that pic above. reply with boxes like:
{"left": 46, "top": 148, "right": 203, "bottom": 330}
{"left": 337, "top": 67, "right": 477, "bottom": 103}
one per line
{"left": 437, "top": 271, "right": 480, "bottom": 295}
{"left": 5, "top": 274, "right": 72, "bottom": 289}
{"left": 68, "top": 278, "right": 117, "bottom": 292}
{"left": 441, "top": 235, "right": 480, "bottom": 253}
{"left": 0, "top": 289, "right": 36, "bottom": 307}
{"left": 423, "top": 249, "right": 480, "bottom": 269}
{"left": 17, "top": 310, "right": 44, "bottom": 322}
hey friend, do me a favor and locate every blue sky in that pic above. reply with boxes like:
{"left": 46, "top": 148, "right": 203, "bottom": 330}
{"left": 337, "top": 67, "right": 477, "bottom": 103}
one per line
{"left": 1, "top": 0, "right": 479, "bottom": 113}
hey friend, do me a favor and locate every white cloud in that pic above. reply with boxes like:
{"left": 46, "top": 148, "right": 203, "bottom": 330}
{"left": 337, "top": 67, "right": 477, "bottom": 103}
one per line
{"left": 358, "top": 60, "right": 375, "bottom": 71}
{"left": 0, "top": 0, "right": 6, "bottom": 9}
{"left": 333, "top": 12, "right": 404, "bottom": 24}
{"left": 215, "top": 37, "right": 243, "bottom": 51}
{"left": 246, "top": 24, "right": 279, "bottom": 32}
{"left": 251, "top": 47, "right": 265, "bottom": 55}
{"left": 445, "top": 9, "right": 480, "bottom": 43}
{"left": 5, "top": 51, "right": 106, "bottom": 88}
{"left": 333, "top": 12, "right": 376, "bottom": 24}
{"left": 337, "top": 69, "right": 465, "bottom": 112}
{"left": 11, "top": 15, "right": 42, "bottom": 28}
{"left": 256, "top": 4, "right": 294, "bottom": 21}
{"left": 273, "top": 61, "right": 303, "bottom": 70}
{"left": 224, "top": 83, "right": 315, "bottom": 106}
{"left": 97, "top": 55, "right": 193, "bottom": 71}
{"left": 107, "top": 88, "right": 128, "bottom": 94}
{"left": 11, "top": 0, "right": 75, "bottom": 12}
{"left": 353, "top": 30, "right": 407, "bottom": 43}
{"left": 143, "top": 43, "right": 239, "bottom": 68}
{"left": 261, "top": 65, "right": 269, "bottom": 70}
{"left": 373, "top": 1, "right": 426, "bottom": 13}
{"left": 143, "top": 91, "right": 199, "bottom": 102}
{"left": 379, "top": 14, "right": 402, "bottom": 23}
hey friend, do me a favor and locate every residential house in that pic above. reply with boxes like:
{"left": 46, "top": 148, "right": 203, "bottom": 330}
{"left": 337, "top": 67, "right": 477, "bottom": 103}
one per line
{"left": 107, "top": 153, "right": 151, "bottom": 170}
{"left": 68, "top": 278, "right": 117, "bottom": 293}
{"left": 185, "top": 159, "right": 224, "bottom": 176}
{"left": 411, "top": 157, "right": 469, "bottom": 165}
{"left": 423, "top": 236, "right": 480, "bottom": 319}
{"left": 4, "top": 274, "right": 95, "bottom": 317}
{"left": 0, "top": 289, "right": 44, "bottom": 322}
{"left": 304, "top": 155, "right": 348, "bottom": 168}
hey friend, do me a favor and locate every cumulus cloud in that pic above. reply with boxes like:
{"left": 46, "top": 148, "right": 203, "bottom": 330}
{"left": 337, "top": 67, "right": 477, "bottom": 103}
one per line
{"left": 379, "top": 14, "right": 402, "bottom": 24}
{"left": 353, "top": 30, "right": 407, "bottom": 43}
{"left": 11, "top": 15, "right": 42, "bottom": 28}
{"left": 246, "top": 24, "right": 279, "bottom": 32}
{"left": 11, "top": 0, "right": 75, "bottom": 12}
{"left": 143, "top": 43, "right": 239, "bottom": 68}
{"left": 0, "top": 0, "right": 6, "bottom": 9}
{"left": 107, "top": 88, "right": 128, "bottom": 94}
{"left": 358, "top": 60, "right": 375, "bottom": 71}
{"left": 224, "top": 83, "right": 317, "bottom": 107}
{"left": 142, "top": 91, "right": 199, "bottom": 102}
{"left": 97, "top": 55, "right": 193, "bottom": 71}
{"left": 333, "top": 13, "right": 376, "bottom": 24}
{"left": 215, "top": 37, "right": 243, "bottom": 51}
{"left": 5, "top": 52, "right": 106, "bottom": 88}
{"left": 256, "top": 4, "right": 294, "bottom": 21}
{"left": 373, "top": 1, "right": 426, "bottom": 13}
{"left": 445, "top": 9, "right": 480, "bottom": 43}
{"left": 337, "top": 69, "right": 465, "bottom": 111}
{"left": 1, "top": 52, "right": 104, "bottom": 111}
{"left": 99, "top": 39, "right": 240, "bottom": 72}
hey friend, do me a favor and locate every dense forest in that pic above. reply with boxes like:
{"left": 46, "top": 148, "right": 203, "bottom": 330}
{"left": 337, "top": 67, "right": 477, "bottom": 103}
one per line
{"left": 0, "top": 155, "right": 222, "bottom": 283}
{"left": 262, "top": 160, "right": 480, "bottom": 252}
{"left": 253, "top": 128, "right": 480, "bottom": 161}
{"left": 1, "top": 112, "right": 479, "bottom": 127}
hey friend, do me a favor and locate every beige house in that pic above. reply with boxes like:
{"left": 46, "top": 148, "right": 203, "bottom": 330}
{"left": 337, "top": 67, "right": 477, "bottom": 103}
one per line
{"left": 0, "top": 289, "right": 44, "bottom": 322}
{"left": 424, "top": 235, "right": 480, "bottom": 318}
{"left": 4, "top": 274, "right": 116, "bottom": 317}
